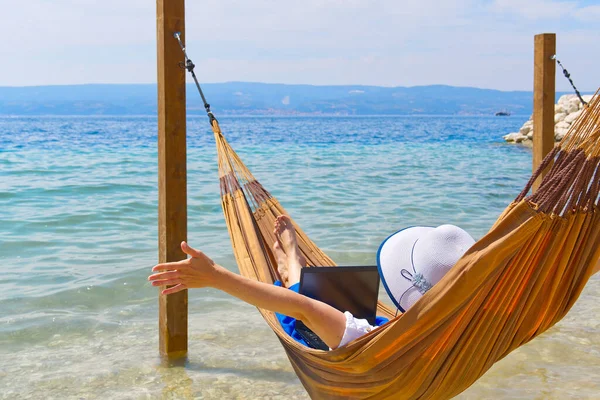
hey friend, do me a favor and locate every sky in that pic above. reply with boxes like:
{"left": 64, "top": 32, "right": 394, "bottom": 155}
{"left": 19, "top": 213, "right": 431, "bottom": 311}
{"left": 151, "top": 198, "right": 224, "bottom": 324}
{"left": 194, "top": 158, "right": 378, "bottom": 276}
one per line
{"left": 1, "top": 0, "right": 598, "bottom": 91}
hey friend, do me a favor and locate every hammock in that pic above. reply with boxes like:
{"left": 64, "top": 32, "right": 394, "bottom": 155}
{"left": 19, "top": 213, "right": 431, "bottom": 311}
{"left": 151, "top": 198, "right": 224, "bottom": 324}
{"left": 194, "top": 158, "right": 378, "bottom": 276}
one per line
{"left": 209, "top": 91, "right": 600, "bottom": 399}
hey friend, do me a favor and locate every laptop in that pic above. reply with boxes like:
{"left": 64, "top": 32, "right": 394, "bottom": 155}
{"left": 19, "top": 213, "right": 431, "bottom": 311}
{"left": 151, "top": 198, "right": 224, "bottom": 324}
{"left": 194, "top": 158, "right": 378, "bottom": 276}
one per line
{"left": 295, "top": 266, "right": 381, "bottom": 350}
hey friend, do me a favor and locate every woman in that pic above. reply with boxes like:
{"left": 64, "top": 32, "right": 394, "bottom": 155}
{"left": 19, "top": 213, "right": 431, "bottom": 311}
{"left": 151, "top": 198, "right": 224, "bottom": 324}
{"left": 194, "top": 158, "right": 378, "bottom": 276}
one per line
{"left": 148, "top": 216, "right": 600, "bottom": 349}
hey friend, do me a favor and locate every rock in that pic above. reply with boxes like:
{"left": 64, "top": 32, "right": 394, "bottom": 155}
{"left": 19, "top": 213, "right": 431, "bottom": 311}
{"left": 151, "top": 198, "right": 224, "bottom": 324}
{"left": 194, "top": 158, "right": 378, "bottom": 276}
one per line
{"left": 582, "top": 94, "right": 595, "bottom": 104}
{"left": 564, "top": 110, "right": 582, "bottom": 124}
{"left": 527, "top": 131, "right": 533, "bottom": 140}
{"left": 520, "top": 125, "right": 532, "bottom": 135}
{"left": 566, "top": 101, "right": 579, "bottom": 114}
{"left": 558, "top": 94, "right": 578, "bottom": 106}
{"left": 555, "top": 127, "right": 569, "bottom": 141}
{"left": 503, "top": 94, "right": 594, "bottom": 144}
{"left": 504, "top": 132, "right": 526, "bottom": 143}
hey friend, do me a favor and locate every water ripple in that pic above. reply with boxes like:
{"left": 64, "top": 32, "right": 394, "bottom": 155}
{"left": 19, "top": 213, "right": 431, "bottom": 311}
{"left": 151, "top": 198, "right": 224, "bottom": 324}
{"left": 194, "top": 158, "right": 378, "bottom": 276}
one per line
{"left": 0, "top": 115, "right": 597, "bottom": 399}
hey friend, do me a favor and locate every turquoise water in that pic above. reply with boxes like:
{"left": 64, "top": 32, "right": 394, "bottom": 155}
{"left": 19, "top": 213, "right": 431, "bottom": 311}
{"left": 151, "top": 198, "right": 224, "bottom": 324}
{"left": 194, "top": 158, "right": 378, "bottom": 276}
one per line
{"left": 0, "top": 115, "right": 598, "bottom": 399}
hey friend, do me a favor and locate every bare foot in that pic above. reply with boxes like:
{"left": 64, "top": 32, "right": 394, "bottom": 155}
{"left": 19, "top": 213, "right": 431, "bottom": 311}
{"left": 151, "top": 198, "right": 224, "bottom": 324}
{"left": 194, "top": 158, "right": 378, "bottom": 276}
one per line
{"left": 273, "top": 216, "right": 307, "bottom": 265}
{"left": 274, "top": 215, "right": 305, "bottom": 286}
{"left": 273, "top": 240, "right": 289, "bottom": 286}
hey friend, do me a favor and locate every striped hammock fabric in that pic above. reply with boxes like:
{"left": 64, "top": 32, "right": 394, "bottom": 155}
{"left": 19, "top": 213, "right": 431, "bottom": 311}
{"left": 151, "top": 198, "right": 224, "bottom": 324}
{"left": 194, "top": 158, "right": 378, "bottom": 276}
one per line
{"left": 211, "top": 90, "right": 600, "bottom": 399}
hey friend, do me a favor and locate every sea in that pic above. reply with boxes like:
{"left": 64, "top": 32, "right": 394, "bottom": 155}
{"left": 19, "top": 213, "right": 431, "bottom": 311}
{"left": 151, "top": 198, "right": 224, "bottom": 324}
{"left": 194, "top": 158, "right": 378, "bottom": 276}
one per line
{"left": 0, "top": 115, "right": 598, "bottom": 399}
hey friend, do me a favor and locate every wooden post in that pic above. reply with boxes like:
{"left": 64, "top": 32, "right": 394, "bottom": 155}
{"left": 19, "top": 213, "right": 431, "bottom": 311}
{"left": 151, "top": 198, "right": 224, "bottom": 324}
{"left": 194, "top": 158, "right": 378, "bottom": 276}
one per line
{"left": 532, "top": 33, "right": 556, "bottom": 192}
{"left": 157, "top": 0, "right": 187, "bottom": 358}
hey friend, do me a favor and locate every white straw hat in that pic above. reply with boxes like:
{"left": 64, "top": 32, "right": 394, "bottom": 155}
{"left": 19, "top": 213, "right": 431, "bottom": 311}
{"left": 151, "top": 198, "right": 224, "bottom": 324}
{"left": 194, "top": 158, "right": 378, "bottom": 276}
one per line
{"left": 377, "top": 224, "right": 475, "bottom": 313}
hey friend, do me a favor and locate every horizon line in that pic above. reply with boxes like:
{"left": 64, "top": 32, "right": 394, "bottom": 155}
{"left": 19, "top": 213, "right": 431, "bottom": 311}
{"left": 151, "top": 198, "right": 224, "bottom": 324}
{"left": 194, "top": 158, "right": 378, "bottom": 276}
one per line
{"left": 0, "top": 81, "right": 545, "bottom": 93}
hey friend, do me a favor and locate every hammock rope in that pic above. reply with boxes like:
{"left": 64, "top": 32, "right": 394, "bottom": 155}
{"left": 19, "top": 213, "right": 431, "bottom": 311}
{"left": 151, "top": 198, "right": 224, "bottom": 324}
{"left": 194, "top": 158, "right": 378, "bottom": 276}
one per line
{"left": 178, "top": 38, "right": 600, "bottom": 399}
{"left": 552, "top": 55, "right": 589, "bottom": 106}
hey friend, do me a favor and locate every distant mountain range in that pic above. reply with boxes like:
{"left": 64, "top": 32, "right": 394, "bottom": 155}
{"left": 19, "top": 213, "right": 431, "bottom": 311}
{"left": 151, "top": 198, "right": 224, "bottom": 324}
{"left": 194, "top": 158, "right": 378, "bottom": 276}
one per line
{"left": 0, "top": 83, "right": 582, "bottom": 116}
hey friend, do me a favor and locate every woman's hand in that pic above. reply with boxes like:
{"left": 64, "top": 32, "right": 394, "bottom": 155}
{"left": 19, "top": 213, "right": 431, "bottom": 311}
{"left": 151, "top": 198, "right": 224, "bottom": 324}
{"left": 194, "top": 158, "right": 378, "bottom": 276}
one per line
{"left": 148, "top": 241, "right": 219, "bottom": 295}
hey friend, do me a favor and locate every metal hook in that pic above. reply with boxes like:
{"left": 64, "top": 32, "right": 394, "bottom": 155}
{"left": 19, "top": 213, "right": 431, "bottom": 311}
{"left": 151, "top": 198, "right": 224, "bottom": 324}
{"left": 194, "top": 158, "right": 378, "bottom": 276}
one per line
{"left": 173, "top": 32, "right": 187, "bottom": 55}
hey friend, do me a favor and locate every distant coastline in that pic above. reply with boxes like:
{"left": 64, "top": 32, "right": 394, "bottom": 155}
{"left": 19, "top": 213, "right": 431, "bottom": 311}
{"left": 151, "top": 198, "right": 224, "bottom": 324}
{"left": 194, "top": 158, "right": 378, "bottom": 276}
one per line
{"left": 0, "top": 82, "right": 586, "bottom": 117}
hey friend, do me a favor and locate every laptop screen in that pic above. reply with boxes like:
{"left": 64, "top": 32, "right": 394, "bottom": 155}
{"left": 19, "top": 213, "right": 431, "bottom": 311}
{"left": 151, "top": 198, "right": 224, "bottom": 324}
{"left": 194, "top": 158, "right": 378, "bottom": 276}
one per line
{"left": 299, "top": 266, "right": 380, "bottom": 325}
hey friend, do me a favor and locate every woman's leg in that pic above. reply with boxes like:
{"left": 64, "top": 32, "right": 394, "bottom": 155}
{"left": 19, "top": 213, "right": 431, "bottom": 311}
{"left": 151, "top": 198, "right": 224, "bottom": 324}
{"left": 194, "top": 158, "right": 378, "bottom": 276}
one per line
{"left": 274, "top": 215, "right": 304, "bottom": 287}
{"left": 273, "top": 240, "right": 289, "bottom": 287}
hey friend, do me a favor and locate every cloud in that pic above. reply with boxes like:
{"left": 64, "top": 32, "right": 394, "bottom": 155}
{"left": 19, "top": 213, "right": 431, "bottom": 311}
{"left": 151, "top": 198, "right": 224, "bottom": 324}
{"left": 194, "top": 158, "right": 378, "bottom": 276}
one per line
{"left": 0, "top": 0, "right": 598, "bottom": 91}
{"left": 572, "top": 5, "right": 600, "bottom": 21}
{"left": 490, "top": 0, "right": 577, "bottom": 20}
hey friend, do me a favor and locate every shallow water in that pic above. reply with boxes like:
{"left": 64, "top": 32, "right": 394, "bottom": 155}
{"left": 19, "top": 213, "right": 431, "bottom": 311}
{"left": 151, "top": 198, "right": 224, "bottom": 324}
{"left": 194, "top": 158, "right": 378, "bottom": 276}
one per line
{"left": 0, "top": 115, "right": 598, "bottom": 399}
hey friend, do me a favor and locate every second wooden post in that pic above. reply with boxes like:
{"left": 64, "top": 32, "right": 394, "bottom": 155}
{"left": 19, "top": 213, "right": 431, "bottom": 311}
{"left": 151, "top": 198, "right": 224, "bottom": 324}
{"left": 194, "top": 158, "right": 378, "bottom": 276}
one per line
{"left": 532, "top": 33, "right": 556, "bottom": 192}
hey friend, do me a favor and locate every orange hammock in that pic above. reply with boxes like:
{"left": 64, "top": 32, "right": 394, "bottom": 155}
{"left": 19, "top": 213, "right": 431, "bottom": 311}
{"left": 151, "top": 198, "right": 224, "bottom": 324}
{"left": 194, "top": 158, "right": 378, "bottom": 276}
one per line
{"left": 210, "top": 90, "right": 600, "bottom": 399}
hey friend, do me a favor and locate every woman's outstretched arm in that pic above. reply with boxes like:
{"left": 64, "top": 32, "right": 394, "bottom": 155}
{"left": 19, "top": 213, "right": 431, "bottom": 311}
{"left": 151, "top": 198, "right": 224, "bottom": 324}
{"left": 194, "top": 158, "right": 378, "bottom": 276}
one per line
{"left": 148, "top": 241, "right": 347, "bottom": 349}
